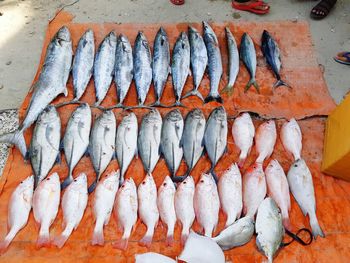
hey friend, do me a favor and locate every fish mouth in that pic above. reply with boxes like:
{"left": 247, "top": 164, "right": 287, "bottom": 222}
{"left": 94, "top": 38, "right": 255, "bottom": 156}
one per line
{"left": 158, "top": 27, "right": 167, "bottom": 36}
{"left": 189, "top": 108, "right": 204, "bottom": 119}
{"left": 188, "top": 26, "right": 198, "bottom": 34}
{"left": 56, "top": 26, "right": 71, "bottom": 42}
{"left": 166, "top": 109, "right": 182, "bottom": 121}
{"left": 118, "top": 34, "right": 129, "bottom": 43}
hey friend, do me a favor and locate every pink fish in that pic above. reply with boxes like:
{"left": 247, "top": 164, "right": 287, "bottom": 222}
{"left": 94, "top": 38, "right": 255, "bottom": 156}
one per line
{"left": 280, "top": 118, "right": 302, "bottom": 161}
{"left": 255, "top": 120, "right": 277, "bottom": 163}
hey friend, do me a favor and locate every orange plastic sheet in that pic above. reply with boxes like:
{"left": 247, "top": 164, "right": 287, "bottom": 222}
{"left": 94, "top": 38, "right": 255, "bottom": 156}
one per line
{"left": 0, "top": 11, "right": 348, "bottom": 262}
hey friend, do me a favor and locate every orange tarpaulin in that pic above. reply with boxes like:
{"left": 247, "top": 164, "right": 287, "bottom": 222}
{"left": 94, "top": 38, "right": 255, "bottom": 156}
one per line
{"left": 0, "top": 11, "right": 348, "bottom": 262}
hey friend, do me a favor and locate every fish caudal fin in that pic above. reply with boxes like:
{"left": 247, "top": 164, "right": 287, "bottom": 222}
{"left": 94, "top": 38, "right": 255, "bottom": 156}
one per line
{"left": 53, "top": 233, "right": 69, "bottom": 249}
{"left": 0, "top": 130, "right": 27, "bottom": 157}
{"left": 139, "top": 229, "right": 153, "bottom": 248}
{"left": 273, "top": 79, "right": 291, "bottom": 90}
{"left": 91, "top": 228, "right": 104, "bottom": 246}
{"left": 282, "top": 216, "right": 292, "bottom": 232}
{"left": 238, "top": 152, "right": 248, "bottom": 168}
{"left": 61, "top": 175, "right": 73, "bottom": 190}
{"left": 204, "top": 94, "right": 223, "bottom": 104}
{"left": 221, "top": 83, "right": 234, "bottom": 96}
{"left": 245, "top": 79, "right": 260, "bottom": 94}
{"left": 88, "top": 180, "right": 97, "bottom": 194}
{"left": 37, "top": 228, "right": 50, "bottom": 248}
{"left": 309, "top": 212, "right": 325, "bottom": 239}
{"left": 166, "top": 234, "right": 174, "bottom": 247}
{"left": 181, "top": 232, "right": 189, "bottom": 246}
{"left": 182, "top": 89, "right": 204, "bottom": 101}
{"left": 113, "top": 238, "right": 129, "bottom": 251}
{"left": 0, "top": 228, "right": 17, "bottom": 253}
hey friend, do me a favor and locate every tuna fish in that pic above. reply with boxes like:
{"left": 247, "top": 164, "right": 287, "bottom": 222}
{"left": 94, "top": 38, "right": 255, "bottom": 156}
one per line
{"left": 281, "top": 118, "right": 302, "bottom": 161}
{"left": 255, "top": 120, "right": 277, "bottom": 164}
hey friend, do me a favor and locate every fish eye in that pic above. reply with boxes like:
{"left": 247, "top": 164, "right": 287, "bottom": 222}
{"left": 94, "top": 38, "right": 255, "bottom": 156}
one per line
{"left": 121, "top": 185, "right": 125, "bottom": 188}
{"left": 183, "top": 181, "right": 187, "bottom": 184}
{"left": 295, "top": 164, "right": 298, "bottom": 167}
{"left": 163, "top": 182, "right": 167, "bottom": 186}
{"left": 47, "top": 178, "right": 50, "bottom": 181}
{"left": 200, "top": 179, "right": 204, "bottom": 183}
{"left": 142, "top": 181, "right": 146, "bottom": 185}
{"left": 74, "top": 179, "right": 77, "bottom": 182}
{"left": 20, "top": 181, "right": 23, "bottom": 184}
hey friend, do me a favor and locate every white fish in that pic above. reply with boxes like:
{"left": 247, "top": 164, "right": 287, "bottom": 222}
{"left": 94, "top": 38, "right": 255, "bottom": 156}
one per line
{"left": 280, "top": 118, "right": 302, "bottom": 161}
{"left": 255, "top": 120, "right": 277, "bottom": 163}
{"left": 135, "top": 252, "right": 176, "bottom": 263}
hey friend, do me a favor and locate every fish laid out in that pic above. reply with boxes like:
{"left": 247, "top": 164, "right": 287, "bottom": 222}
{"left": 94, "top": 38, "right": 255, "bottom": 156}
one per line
{"left": 255, "top": 120, "right": 277, "bottom": 164}
{"left": 281, "top": 118, "right": 302, "bottom": 161}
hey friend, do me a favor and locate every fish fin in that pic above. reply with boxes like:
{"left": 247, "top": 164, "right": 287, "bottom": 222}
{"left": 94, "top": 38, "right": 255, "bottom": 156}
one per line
{"left": 61, "top": 175, "right": 73, "bottom": 190}
{"left": 244, "top": 79, "right": 260, "bottom": 94}
{"left": 168, "top": 66, "right": 171, "bottom": 74}
{"left": 170, "top": 101, "right": 186, "bottom": 108}
{"left": 204, "top": 94, "right": 223, "bottom": 104}
{"left": 188, "top": 69, "right": 192, "bottom": 76}
{"left": 221, "top": 83, "right": 234, "bottom": 96}
{"left": 134, "top": 146, "right": 138, "bottom": 159}
{"left": 55, "top": 153, "right": 62, "bottom": 165}
{"left": 309, "top": 212, "right": 325, "bottom": 239}
{"left": 166, "top": 234, "right": 174, "bottom": 247}
{"left": 139, "top": 235, "right": 152, "bottom": 248}
{"left": 180, "top": 232, "right": 188, "bottom": 246}
{"left": 53, "top": 233, "right": 69, "bottom": 249}
{"left": 113, "top": 238, "right": 128, "bottom": 250}
{"left": 37, "top": 230, "right": 50, "bottom": 248}
{"left": 171, "top": 175, "right": 186, "bottom": 183}
{"left": 0, "top": 239, "right": 11, "bottom": 254}
{"left": 59, "top": 140, "right": 64, "bottom": 151}
{"left": 0, "top": 129, "right": 27, "bottom": 157}
{"left": 63, "top": 87, "right": 68, "bottom": 97}
{"left": 238, "top": 152, "right": 247, "bottom": 168}
{"left": 88, "top": 180, "right": 97, "bottom": 194}
{"left": 182, "top": 89, "right": 204, "bottom": 101}
{"left": 91, "top": 229, "right": 104, "bottom": 246}
{"left": 210, "top": 170, "right": 219, "bottom": 184}
{"left": 84, "top": 146, "right": 90, "bottom": 157}
{"left": 273, "top": 79, "right": 291, "bottom": 90}
{"left": 24, "top": 150, "right": 31, "bottom": 162}
{"left": 282, "top": 217, "right": 292, "bottom": 232}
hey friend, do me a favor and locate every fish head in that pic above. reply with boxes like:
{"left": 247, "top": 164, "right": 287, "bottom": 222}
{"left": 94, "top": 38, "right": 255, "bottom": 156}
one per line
{"left": 156, "top": 27, "right": 168, "bottom": 45}
{"left": 259, "top": 120, "right": 276, "bottom": 133}
{"left": 119, "top": 177, "right": 136, "bottom": 193}
{"left": 226, "top": 163, "right": 241, "bottom": 177}
{"left": 17, "top": 175, "right": 34, "bottom": 194}
{"left": 211, "top": 106, "right": 226, "bottom": 121}
{"left": 144, "top": 109, "right": 161, "bottom": 123}
{"left": 159, "top": 176, "right": 175, "bottom": 192}
{"left": 262, "top": 30, "right": 271, "bottom": 42}
{"left": 118, "top": 34, "right": 132, "bottom": 53}
{"left": 69, "top": 173, "right": 88, "bottom": 191}
{"left": 37, "top": 105, "right": 59, "bottom": 124}
{"left": 266, "top": 159, "right": 284, "bottom": 175}
{"left": 83, "top": 29, "right": 94, "bottom": 43}
{"left": 56, "top": 26, "right": 71, "bottom": 42}
{"left": 291, "top": 158, "right": 306, "bottom": 171}
{"left": 106, "top": 31, "right": 117, "bottom": 45}
{"left": 166, "top": 109, "right": 183, "bottom": 122}
{"left": 188, "top": 108, "right": 204, "bottom": 121}
{"left": 136, "top": 31, "right": 149, "bottom": 48}
{"left": 41, "top": 172, "right": 60, "bottom": 189}
{"left": 178, "top": 175, "right": 195, "bottom": 192}
{"left": 241, "top": 33, "right": 253, "bottom": 48}
{"left": 72, "top": 103, "right": 91, "bottom": 122}
{"left": 99, "top": 110, "right": 116, "bottom": 125}
{"left": 121, "top": 111, "right": 137, "bottom": 125}
{"left": 246, "top": 162, "right": 263, "bottom": 175}
{"left": 102, "top": 170, "right": 120, "bottom": 191}
{"left": 139, "top": 173, "right": 155, "bottom": 192}
{"left": 188, "top": 26, "right": 199, "bottom": 35}
{"left": 197, "top": 173, "right": 216, "bottom": 189}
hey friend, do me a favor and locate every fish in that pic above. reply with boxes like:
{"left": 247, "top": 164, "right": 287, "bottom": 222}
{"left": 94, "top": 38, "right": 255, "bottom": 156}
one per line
{"left": 138, "top": 109, "right": 162, "bottom": 174}
{"left": 171, "top": 32, "right": 191, "bottom": 106}
{"left": 134, "top": 31, "right": 152, "bottom": 105}
{"left": 0, "top": 26, "right": 72, "bottom": 157}
{"left": 157, "top": 176, "right": 176, "bottom": 246}
{"left": 240, "top": 32, "right": 259, "bottom": 93}
{"left": 174, "top": 175, "right": 195, "bottom": 244}
{"left": 265, "top": 159, "right": 291, "bottom": 231}
{"left": 138, "top": 173, "right": 159, "bottom": 248}
{"left": 255, "top": 120, "right": 277, "bottom": 163}
{"left": 88, "top": 110, "right": 116, "bottom": 193}
{"left": 53, "top": 173, "right": 88, "bottom": 248}
{"left": 232, "top": 112, "right": 255, "bottom": 168}
{"left": 115, "top": 111, "right": 138, "bottom": 184}
{"left": 27, "top": 106, "right": 61, "bottom": 189}
{"left": 194, "top": 173, "right": 220, "bottom": 237}
{"left": 287, "top": 158, "right": 324, "bottom": 238}
{"left": 114, "top": 34, "right": 133, "bottom": 106}
{"left": 91, "top": 171, "right": 119, "bottom": 246}
{"left": 32, "top": 172, "right": 60, "bottom": 248}
{"left": 61, "top": 103, "right": 91, "bottom": 189}
{"left": 94, "top": 31, "right": 117, "bottom": 106}
{"left": 0, "top": 176, "right": 34, "bottom": 253}
{"left": 72, "top": 29, "right": 95, "bottom": 101}
{"left": 203, "top": 21, "right": 223, "bottom": 104}
{"left": 203, "top": 106, "right": 227, "bottom": 182}
{"left": 160, "top": 109, "right": 184, "bottom": 181}
{"left": 221, "top": 27, "right": 239, "bottom": 96}
{"left": 261, "top": 30, "right": 291, "bottom": 89}
{"left": 181, "top": 108, "right": 206, "bottom": 176}
{"left": 182, "top": 26, "right": 207, "bottom": 101}
{"left": 242, "top": 162, "right": 267, "bottom": 217}
{"left": 151, "top": 27, "right": 170, "bottom": 106}
{"left": 255, "top": 197, "right": 284, "bottom": 263}
{"left": 218, "top": 163, "right": 242, "bottom": 227}
{"left": 135, "top": 252, "right": 176, "bottom": 263}
{"left": 113, "top": 177, "right": 138, "bottom": 250}
{"left": 280, "top": 118, "right": 302, "bottom": 161}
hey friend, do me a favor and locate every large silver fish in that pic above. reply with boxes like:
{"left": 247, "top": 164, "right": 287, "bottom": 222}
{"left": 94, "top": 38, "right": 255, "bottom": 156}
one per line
{"left": 0, "top": 26, "right": 72, "bottom": 157}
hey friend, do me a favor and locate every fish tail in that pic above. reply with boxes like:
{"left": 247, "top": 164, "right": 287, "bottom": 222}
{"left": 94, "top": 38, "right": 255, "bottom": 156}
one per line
{"left": 170, "top": 101, "right": 186, "bottom": 108}
{"left": 209, "top": 168, "right": 219, "bottom": 184}
{"left": 182, "top": 89, "right": 204, "bottom": 101}
{"left": 37, "top": 227, "right": 50, "bottom": 248}
{"left": 139, "top": 228, "right": 153, "bottom": 248}
{"left": 309, "top": 212, "right": 325, "bottom": 239}
{"left": 204, "top": 94, "right": 223, "bottom": 104}
{"left": 180, "top": 229, "right": 189, "bottom": 246}
{"left": 282, "top": 216, "right": 292, "bottom": 232}
{"left": 245, "top": 79, "right": 260, "bottom": 94}
{"left": 225, "top": 215, "right": 236, "bottom": 228}
{"left": 0, "top": 129, "right": 27, "bottom": 157}
{"left": 0, "top": 229, "right": 17, "bottom": 254}
{"left": 61, "top": 174, "right": 73, "bottom": 190}
{"left": 91, "top": 226, "right": 104, "bottom": 246}
{"left": 53, "top": 233, "right": 69, "bottom": 249}
{"left": 273, "top": 79, "right": 291, "bottom": 90}
{"left": 113, "top": 238, "right": 129, "bottom": 251}
{"left": 171, "top": 175, "right": 187, "bottom": 183}
{"left": 165, "top": 233, "right": 174, "bottom": 247}
{"left": 238, "top": 152, "right": 247, "bottom": 168}
{"left": 221, "top": 83, "right": 234, "bottom": 96}
{"left": 88, "top": 180, "right": 98, "bottom": 194}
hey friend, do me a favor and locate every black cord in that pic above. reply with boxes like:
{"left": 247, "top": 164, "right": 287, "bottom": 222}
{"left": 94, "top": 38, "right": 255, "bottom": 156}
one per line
{"left": 281, "top": 228, "right": 313, "bottom": 247}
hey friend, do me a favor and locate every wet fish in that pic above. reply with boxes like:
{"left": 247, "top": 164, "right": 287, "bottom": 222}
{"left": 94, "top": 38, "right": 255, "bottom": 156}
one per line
{"left": 61, "top": 103, "right": 91, "bottom": 189}
{"left": 33, "top": 172, "right": 60, "bottom": 248}
{"left": 280, "top": 118, "right": 302, "bottom": 161}
{"left": 287, "top": 158, "right": 324, "bottom": 238}
{"left": 138, "top": 173, "right": 159, "bottom": 248}
{"left": 255, "top": 120, "right": 277, "bottom": 163}
{"left": 94, "top": 31, "right": 117, "bottom": 106}
{"left": 261, "top": 30, "right": 291, "bottom": 89}
{"left": 88, "top": 110, "right": 116, "bottom": 193}
{"left": 171, "top": 32, "right": 190, "bottom": 106}
{"left": 134, "top": 31, "right": 152, "bottom": 105}
{"left": 72, "top": 29, "right": 95, "bottom": 101}
{"left": 138, "top": 109, "right": 162, "bottom": 174}
{"left": 0, "top": 176, "right": 34, "bottom": 253}
{"left": 114, "top": 34, "right": 133, "bottom": 106}
{"left": 0, "top": 26, "right": 72, "bottom": 157}
{"left": 53, "top": 173, "right": 88, "bottom": 248}
{"left": 203, "top": 21, "right": 223, "bottom": 104}
{"left": 255, "top": 197, "right": 284, "bottom": 263}
{"left": 182, "top": 26, "right": 207, "bottom": 101}
{"left": 135, "top": 252, "right": 176, "bottom": 263}
{"left": 91, "top": 171, "right": 119, "bottom": 246}
{"left": 240, "top": 33, "right": 259, "bottom": 93}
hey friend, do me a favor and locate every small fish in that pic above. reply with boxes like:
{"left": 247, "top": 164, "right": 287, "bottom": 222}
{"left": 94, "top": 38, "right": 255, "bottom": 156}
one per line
{"left": 261, "top": 30, "right": 291, "bottom": 89}
{"left": 255, "top": 120, "right": 277, "bottom": 163}
{"left": 135, "top": 252, "right": 176, "bottom": 263}
{"left": 281, "top": 118, "right": 302, "bottom": 161}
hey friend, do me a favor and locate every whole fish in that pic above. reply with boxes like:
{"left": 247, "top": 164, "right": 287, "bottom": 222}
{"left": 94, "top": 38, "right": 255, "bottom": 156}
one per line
{"left": 138, "top": 109, "right": 162, "bottom": 174}
{"left": 242, "top": 162, "right": 267, "bottom": 217}
{"left": 114, "top": 34, "right": 133, "bottom": 106}
{"left": 27, "top": 106, "right": 61, "bottom": 189}
{"left": 88, "top": 110, "right": 116, "bottom": 193}
{"left": 171, "top": 32, "right": 190, "bottom": 106}
{"left": 232, "top": 112, "right": 255, "bottom": 168}
{"left": 181, "top": 109, "right": 206, "bottom": 175}
{"left": 151, "top": 27, "right": 170, "bottom": 106}
{"left": 240, "top": 33, "right": 259, "bottom": 93}
{"left": 218, "top": 163, "right": 242, "bottom": 227}
{"left": 113, "top": 177, "right": 138, "bottom": 250}
{"left": 213, "top": 216, "right": 255, "bottom": 250}
{"left": 72, "top": 29, "right": 95, "bottom": 101}
{"left": 265, "top": 159, "right": 291, "bottom": 230}
{"left": 134, "top": 31, "right": 152, "bottom": 105}
{"left": 0, "top": 176, "right": 34, "bottom": 253}
{"left": 94, "top": 31, "right": 117, "bottom": 106}
{"left": 135, "top": 252, "right": 176, "bottom": 263}
{"left": 255, "top": 120, "right": 277, "bottom": 163}
{"left": 261, "top": 30, "right": 291, "bottom": 89}
{"left": 281, "top": 118, "right": 302, "bottom": 161}
{"left": 138, "top": 173, "right": 159, "bottom": 248}
{"left": 0, "top": 26, "right": 72, "bottom": 157}
{"left": 91, "top": 171, "right": 119, "bottom": 246}
{"left": 33, "top": 172, "right": 60, "bottom": 248}
{"left": 174, "top": 175, "right": 195, "bottom": 244}
{"left": 194, "top": 173, "right": 220, "bottom": 237}
{"left": 222, "top": 27, "right": 239, "bottom": 96}
{"left": 160, "top": 109, "right": 184, "bottom": 181}
{"left": 53, "top": 173, "right": 88, "bottom": 248}
{"left": 204, "top": 106, "right": 227, "bottom": 182}
{"left": 287, "top": 159, "right": 324, "bottom": 238}
{"left": 157, "top": 176, "right": 176, "bottom": 246}
{"left": 182, "top": 26, "right": 207, "bottom": 101}
{"left": 116, "top": 111, "right": 138, "bottom": 184}
{"left": 203, "top": 21, "right": 223, "bottom": 104}
{"left": 61, "top": 103, "right": 91, "bottom": 189}
{"left": 255, "top": 197, "right": 284, "bottom": 263}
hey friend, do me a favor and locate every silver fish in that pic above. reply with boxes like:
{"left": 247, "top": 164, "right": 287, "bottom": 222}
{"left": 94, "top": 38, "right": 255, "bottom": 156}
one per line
{"left": 94, "top": 31, "right": 117, "bottom": 106}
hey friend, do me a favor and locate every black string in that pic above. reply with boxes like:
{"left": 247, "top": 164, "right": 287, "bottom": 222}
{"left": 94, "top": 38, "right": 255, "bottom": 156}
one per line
{"left": 281, "top": 228, "right": 313, "bottom": 247}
